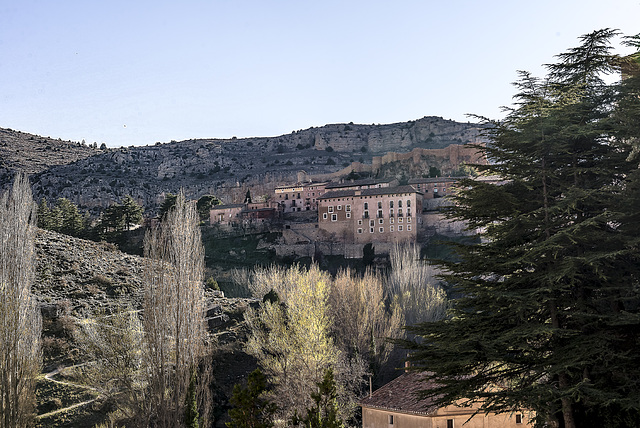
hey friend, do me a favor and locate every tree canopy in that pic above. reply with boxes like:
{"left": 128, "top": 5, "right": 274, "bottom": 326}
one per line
{"left": 403, "top": 29, "right": 640, "bottom": 428}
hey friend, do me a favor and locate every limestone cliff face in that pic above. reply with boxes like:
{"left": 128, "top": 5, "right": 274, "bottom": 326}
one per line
{"left": 1, "top": 116, "right": 488, "bottom": 213}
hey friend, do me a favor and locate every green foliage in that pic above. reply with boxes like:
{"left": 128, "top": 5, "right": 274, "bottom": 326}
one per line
{"left": 101, "top": 195, "right": 144, "bottom": 232}
{"left": 291, "top": 368, "right": 344, "bottom": 428}
{"left": 159, "top": 193, "right": 177, "bottom": 219}
{"left": 184, "top": 369, "right": 200, "bottom": 428}
{"left": 428, "top": 166, "right": 440, "bottom": 177}
{"left": 227, "top": 369, "right": 276, "bottom": 428}
{"left": 196, "top": 194, "right": 222, "bottom": 221}
{"left": 404, "top": 29, "right": 640, "bottom": 428}
{"left": 37, "top": 197, "right": 86, "bottom": 237}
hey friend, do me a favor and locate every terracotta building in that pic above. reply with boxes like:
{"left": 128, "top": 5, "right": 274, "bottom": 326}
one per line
{"left": 317, "top": 185, "right": 422, "bottom": 244}
{"left": 360, "top": 371, "right": 532, "bottom": 428}
{"left": 274, "top": 182, "right": 328, "bottom": 213}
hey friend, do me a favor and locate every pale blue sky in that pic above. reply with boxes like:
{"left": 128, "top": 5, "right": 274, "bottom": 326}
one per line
{"left": 1, "top": 1, "right": 638, "bottom": 147}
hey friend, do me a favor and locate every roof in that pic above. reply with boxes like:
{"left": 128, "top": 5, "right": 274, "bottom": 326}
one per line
{"left": 325, "top": 178, "right": 393, "bottom": 189}
{"left": 319, "top": 185, "right": 421, "bottom": 200}
{"left": 210, "top": 203, "right": 245, "bottom": 210}
{"left": 408, "top": 177, "right": 460, "bottom": 184}
{"left": 359, "top": 371, "right": 440, "bottom": 416}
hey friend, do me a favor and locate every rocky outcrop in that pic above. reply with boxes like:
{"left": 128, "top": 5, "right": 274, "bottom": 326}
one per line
{"left": 2, "top": 116, "right": 487, "bottom": 214}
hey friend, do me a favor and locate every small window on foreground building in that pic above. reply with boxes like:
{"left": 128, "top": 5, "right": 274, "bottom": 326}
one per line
{"left": 516, "top": 414, "right": 523, "bottom": 424}
{"left": 370, "top": 227, "right": 374, "bottom": 233}
{"left": 328, "top": 206, "right": 333, "bottom": 213}
{"left": 447, "top": 419, "right": 454, "bottom": 428}
{"left": 331, "top": 214, "right": 337, "bottom": 222}
{"left": 398, "top": 225, "right": 403, "bottom": 231}
{"left": 390, "top": 225, "right": 394, "bottom": 232}
{"left": 337, "top": 205, "right": 342, "bottom": 210}
{"left": 379, "top": 227, "right": 384, "bottom": 233}
{"left": 323, "top": 213, "right": 327, "bottom": 220}
{"left": 357, "top": 228, "right": 363, "bottom": 234}
{"left": 358, "top": 219, "right": 362, "bottom": 225}
{"left": 346, "top": 213, "right": 351, "bottom": 219}
{"left": 389, "top": 414, "right": 394, "bottom": 425}
{"left": 346, "top": 204, "right": 351, "bottom": 212}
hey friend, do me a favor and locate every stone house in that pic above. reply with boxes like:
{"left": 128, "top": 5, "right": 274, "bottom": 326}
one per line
{"left": 274, "top": 182, "right": 328, "bottom": 213}
{"left": 209, "top": 201, "right": 276, "bottom": 226}
{"left": 360, "top": 371, "right": 532, "bottom": 428}
{"left": 408, "top": 177, "right": 459, "bottom": 200}
{"left": 317, "top": 185, "right": 422, "bottom": 244}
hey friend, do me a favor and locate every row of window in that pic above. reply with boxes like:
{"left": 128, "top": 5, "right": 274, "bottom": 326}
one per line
{"left": 328, "top": 204, "right": 351, "bottom": 213}
{"left": 363, "top": 200, "right": 411, "bottom": 210}
{"left": 358, "top": 217, "right": 411, "bottom": 225}
{"left": 323, "top": 213, "right": 353, "bottom": 221}
{"left": 357, "top": 224, "right": 412, "bottom": 234}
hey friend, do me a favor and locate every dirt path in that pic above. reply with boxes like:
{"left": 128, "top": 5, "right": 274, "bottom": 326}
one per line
{"left": 36, "top": 364, "right": 100, "bottom": 420}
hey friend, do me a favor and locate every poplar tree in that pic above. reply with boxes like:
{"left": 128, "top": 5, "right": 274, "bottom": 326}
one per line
{"left": 0, "top": 174, "right": 42, "bottom": 428}
{"left": 404, "top": 29, "right": 640, "bottom": 428}
{"left": 143, "top": 190, "right": 207, "bottom": 427}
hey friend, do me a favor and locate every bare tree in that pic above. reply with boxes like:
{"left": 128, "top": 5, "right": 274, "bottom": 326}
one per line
{"left": 0, "top": 173, "right": 42, "bottom": 428}
{"left": 142, "top": 191, "right": 207, "bottom": 428}
{"left": 74, "top": 304, "right": 146, "bottom": 425}
{"left": 329, "top": 269, "right": 402, "bottom": 376}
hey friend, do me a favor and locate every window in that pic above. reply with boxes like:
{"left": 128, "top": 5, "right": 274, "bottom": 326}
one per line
{"left": 389, "top": 414, "right": 394, "bottom": 425}
{"left": 378, "top": 201, "right": 382, "bottom": 209}
{"left": 390, "top": 208, "right": 394, "bottom": 217}
{"left": 399, "top": 217, "right": 403, "bottom": 223}
{"left": 346, "top": 204, "right": 351, "bottom": 212}
{"left": 398, "top": 200, "right": 403, "bottom": 208}
{"left": 331, "top": 214, "right": 337, "bottom": 222}
{"left": 328, "top": 206, "right": 334, "bottom": 213}
{"left": 447, "top": 419, "right": 454, "bottom": 428}
{"left": 389, "top": 201, "right": 394, "bottom": 208}
{"left": 515, "top": 414, "right": 523, "bottom": 424}
{"left": 364, "top": 211, "right": 369, "bottom": 219}
{"left": 377, "top": 209, "right": 383, "bottom": 219}
{"left": 390, "top": 225, "right": 394, "bottom": 232}
{"left": 357, "top": 228, "right": 363, "bottom": 234}
{"left": 370, "top": 220, "right": 375, "bottom": 227}
{"left": 407, "top": 216, "right": 411, "bottom": 223}
{"left": 390, "top": 218, "right": 394, "bottom": 224}
{"left": 364, "top": 202, "right": 369, "bottom": 210}
{"left": 370, "top": 227, "right": 374, "bottom": 233}
{"left": 322, "top": 213, "right": 327, "bottom": 220}
{"left": 337, "top": 205, "right": 342, "bottom": 210}
{"left": 379, "top": 218, "right": 383, "bottom": 224}
{"left": 407, "top": 208, "right": 411, "bottom": 217}
{"left": 407, "top": 225, "right": 412, "bottom": 231}
{"left": 358, "top": 219, "right": 363, "bottom": 225}
{"left": 407, "top": 200, "right": 411, "bottom": 207}
{"left": 346, "top": 212, "right": 351, "bottom": 219}
{"left": 398, "top": 225, "right": 403, "bottom": 231}
{"left": 379, "top": 227, "right": 384, "bottom": 233}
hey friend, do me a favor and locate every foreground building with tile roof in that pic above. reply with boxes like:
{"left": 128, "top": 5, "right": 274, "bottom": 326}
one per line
{"left": 360, "top": 371, "right": 532, "bottom": 428}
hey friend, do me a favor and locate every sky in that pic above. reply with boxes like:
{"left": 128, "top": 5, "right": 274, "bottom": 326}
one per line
{"left": 1, "top": 1, "right": 638, "bottom": 147}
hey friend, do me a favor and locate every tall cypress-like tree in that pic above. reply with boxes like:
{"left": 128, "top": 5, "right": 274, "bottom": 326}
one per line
{"left": 404, "top": 29, "right": 640, "bottom": 428}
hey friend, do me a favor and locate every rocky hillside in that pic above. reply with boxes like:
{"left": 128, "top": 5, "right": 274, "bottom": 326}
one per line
{"left": 0, "top": 128, "right": 100, "bottom": 182}
{"left": 1, "top": 116, "right": 487, "bottom": 214}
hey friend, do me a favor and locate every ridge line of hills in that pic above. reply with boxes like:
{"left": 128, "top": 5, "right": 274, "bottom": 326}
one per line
{"left": 1, "top": 116, "right": 487, "bottom": 214}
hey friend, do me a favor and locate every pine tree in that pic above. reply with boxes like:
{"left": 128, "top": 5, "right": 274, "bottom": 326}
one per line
{"left": 227, "top": 369, "right": 276, "bottom": 428}
{"left": 403, "top": 29, "right": 640, "bottom": 428}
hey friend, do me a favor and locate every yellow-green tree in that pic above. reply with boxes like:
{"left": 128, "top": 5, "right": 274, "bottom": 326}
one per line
{"left": 245, "top": 265, "right": 364, "bottom": 423}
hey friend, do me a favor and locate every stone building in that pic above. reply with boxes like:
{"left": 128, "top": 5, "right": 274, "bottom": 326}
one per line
{"left": 317, "top": 185, "right": 422, "bottom": 244}
{"left": 408, "top": 177, "right": 459, "bottom": 200}
{"left": 274, "top": 182, "right": 328, "bottom": 213}
{"left": 360, "top": 371, "right": 532, "bottom": 428}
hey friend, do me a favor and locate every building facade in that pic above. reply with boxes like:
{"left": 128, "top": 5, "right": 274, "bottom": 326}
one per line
{"left": 317, "top": 185, "right": 422, "bottom": 244}
{"left": 360, "top": 372, "right": 532, "bottom": 428}
{"left": 274, "top": 182, "right": 328, "bottom": 213}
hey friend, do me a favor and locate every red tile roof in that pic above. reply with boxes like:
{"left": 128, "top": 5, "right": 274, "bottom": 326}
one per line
{"left": 359, "top": 372, "right": 440, "bottom": 415}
